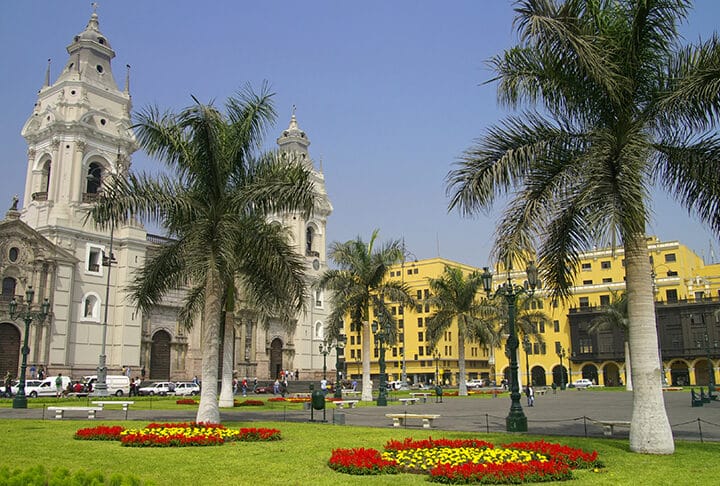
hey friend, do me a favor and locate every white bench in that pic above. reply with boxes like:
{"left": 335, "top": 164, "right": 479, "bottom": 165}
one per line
{"left": 410, "top": 393, "right": 431, "bottom": 403}
{"left": 342, "top": 390, "right": 361, "bottom": 397}
{"left": 536, "top": 388, "right": 548, "bottom": 396}
{"left": 399, "top": 397, "right": 419, "bottom": 405}
{"left": 333, "top": 400, "right": 359, "bottom": 409}
{"left": 593, "top": 420, "right": 631, "bottom": 436}
{"left": 91, "top": 400, "right": 134, "bottom": 412}
{"left": 386, "top": 413, "right": 441, "bottom": 429}
{"left": 47, "top": 406, "right": 103, "bottom": 420}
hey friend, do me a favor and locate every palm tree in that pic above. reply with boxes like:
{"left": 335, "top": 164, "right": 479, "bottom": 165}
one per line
{"left": 88, "top": 85, "right": 316, "bottom": 423}
{"left": 425, "top": 266, "right": 498, "bottom": 396}
{"left": 317, "top": 230, "right": 415, "bottom": 402}
{"left": 447, "top": 1, "right": 720, "bottom": 454}
{"left": 588, "top": 289, "right": 633, "bottom": 391}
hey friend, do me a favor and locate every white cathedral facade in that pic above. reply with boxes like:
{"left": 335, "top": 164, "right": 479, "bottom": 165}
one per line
{"left": 0, "top": 11, "right": 335, "bottom": 383}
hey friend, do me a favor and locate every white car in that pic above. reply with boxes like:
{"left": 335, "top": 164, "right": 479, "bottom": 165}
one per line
{"left": 465, "top": 379, "right": 485, "bottom": 390}
{"left": 10, "top": 380, "right": 43, "bottom": 395}
{"left": 138, "top": 382, "right": 175, "bottom": 396}
{"left": 573, "top": 379, "right": 594, "bottom": 389}
{"left": 173, "top": 382, "right": 200, "bottom": 396}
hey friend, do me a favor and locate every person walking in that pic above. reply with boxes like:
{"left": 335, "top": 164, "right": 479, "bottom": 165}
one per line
{"left": 55, "top": 373, "right": 64, "bottom": 398}
{"left": 526, "top": 385, "right": 535, "bottom": 407}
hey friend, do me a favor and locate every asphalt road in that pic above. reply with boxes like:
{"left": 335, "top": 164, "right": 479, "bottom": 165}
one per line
{"left": 1, "top": 388, "right": 718, "bottom": 442}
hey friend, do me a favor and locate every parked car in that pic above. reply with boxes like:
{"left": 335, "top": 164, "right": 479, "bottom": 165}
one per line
{"left": 573, "top": 378, "right": 594, "bottom": 389}
{"left": 137, "top": 382, "right": 175, "bottom": 396}
{"left": 10, "top": 380, "right": 43, "bottom": 395}
{"left": 254, "top": 383, "right": 275, "bottom": 394}
{"left": 465, "top": 379, "right": 485, "bottom": 390}
{"left": 173, "top": 382, "right": 200, "bottom": 396}
{"left": 83, "top": 375, "right": 131, "bottom": 396}
{"left": 24, "top": 376, "right": 72, "bottom": 398}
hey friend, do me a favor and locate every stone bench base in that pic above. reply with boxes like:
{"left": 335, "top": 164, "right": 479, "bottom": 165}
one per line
{"left": 386, "top": 413, "right": 440, "bottom": 429}
{"left": 47, "top": 407, "right": 103, "bottom": 420}
{"left": 593, "top": 420, "right": 630, "bottom": 436}
{"left": 333, "top": 400, "right": 359, "bottom": 409}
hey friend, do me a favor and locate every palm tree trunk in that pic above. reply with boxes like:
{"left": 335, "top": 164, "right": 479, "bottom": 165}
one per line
{"left": 361, "top": 321, "right": 373, "bottom": 402}
{"left": 197, "top": 270, "right": 222, "bottom": 424}
{"left": 458, "top": 333, "right": 468, "bottom": 396}
{"left": 625, "top": 232, "right": 673, "bottom": 454}
{"left": 218, "top": 311, "right": 235, "bottom": 408}
{"left": 624, "top": 340, "right": 633, "bottom": 391}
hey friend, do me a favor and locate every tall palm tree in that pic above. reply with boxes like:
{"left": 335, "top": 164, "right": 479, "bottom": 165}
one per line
{"left": 317, "top": 230, "right": 415, "bottom": 402}
{"left": 447, "top": 0, "right": 720, "bottom": 454}
{"left": 425, "top": 266, "right": 498, "bottom": 396}
{"left": 88, "top": 85, "right": 316, "bottom": 423}
{"left": 588, "top": 289, "right": 633, "bottom": 390}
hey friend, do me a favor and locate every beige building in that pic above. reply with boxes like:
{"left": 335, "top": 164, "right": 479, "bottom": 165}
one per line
{"left": 0, "top": 11, "right": 334, "bottom": 384}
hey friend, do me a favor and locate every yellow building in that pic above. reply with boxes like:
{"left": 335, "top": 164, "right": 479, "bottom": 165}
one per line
{"left": 343, "top": 237, "right": 720, "bottom": 389}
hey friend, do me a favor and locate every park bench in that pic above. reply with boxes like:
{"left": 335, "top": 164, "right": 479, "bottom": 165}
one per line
{"left": 47, "top": 406, "right": 102, "bottom": 420}
{"left": 536, "top": 387, "right": 548, "bottom": 396}
{"left": 399, "top": 397, "right": 419, "bottom": 405}
{"left": 386, "top": 413, "right": 441, "bottom": 429}
{"left": 410, "top": 392, "right": 431, "bottom": 403}
{"left": 333, "top": 400, "right": 359, "bottom": 409}
{"left": 91, "top": 400, "right": 134, "bottom": 412}
{"left": 342, "top": 390, "right": 361, "bottom": 398}
{"left": 691, "top": 389, "right": 704, "bottom": 407}
{"left": 592, "top": 420, "right": 631, "bottom": 437}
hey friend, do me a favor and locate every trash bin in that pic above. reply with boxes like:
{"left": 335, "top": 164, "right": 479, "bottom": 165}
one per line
{"left": 312, "top": 390, "right": 326, "bottom": 410}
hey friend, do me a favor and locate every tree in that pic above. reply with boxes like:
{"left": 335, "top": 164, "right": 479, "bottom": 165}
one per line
{"left": 88, "top": 84, "right": 316, "bottom": 423}
{"left": 447, "top": 0, "right": 720, "bottom": 454}
{"left": 588, "top": 289, "right": 633, "bottom": 390}
{"left": 425, "top": 266, "right": 498, "bottom": 395}
{"left": 317, "top": 230, "right": 415, "bottom": 402}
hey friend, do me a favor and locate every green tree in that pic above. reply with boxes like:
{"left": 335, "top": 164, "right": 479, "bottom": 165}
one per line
{"left": 588, "top": 289, "right": 633, "bottom": 390}
{"left": 318, "top": 230, "right": 415, "bottom": 402}
{"left": 447, "top": 0, "right": 720, "bottom": 454}
{"left": 89, "top": 85, "right": 316, "bottom": 423}
{"left": 425, "top": 266, "right": 498, "bottom": 395}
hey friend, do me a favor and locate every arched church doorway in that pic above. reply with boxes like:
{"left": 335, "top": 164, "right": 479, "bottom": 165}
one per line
{"left": 531, "top": 366, "right": 546, "bottom": 386}
{"left": 150, "top": 330, "right": 171, "bottom": 380}
{"left": 270, "top": 338, "right": 283, "bottom": 379}
{"left": 0, "top": 323, "right": 20, "bottom": 378}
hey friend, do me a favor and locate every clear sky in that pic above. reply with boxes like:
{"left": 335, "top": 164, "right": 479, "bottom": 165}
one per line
{"left": 2, "top": 1, "right": 719, "bottom": 268}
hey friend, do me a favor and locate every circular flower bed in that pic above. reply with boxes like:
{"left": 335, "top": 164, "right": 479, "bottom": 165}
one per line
{"left": 329, "top": 438, "right": 602, "bottom": 483}
{"left": 75, "top": 422, "right": 281, "bottom": 447}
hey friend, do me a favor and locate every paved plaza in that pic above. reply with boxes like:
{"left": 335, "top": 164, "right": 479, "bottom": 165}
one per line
{"left": 1, "top": 389, "right": 718, "bottom": 441}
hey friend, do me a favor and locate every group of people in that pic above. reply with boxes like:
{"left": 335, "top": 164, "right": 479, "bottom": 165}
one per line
{"left": 279, "top": 369, "right": 299, "bottom": 381}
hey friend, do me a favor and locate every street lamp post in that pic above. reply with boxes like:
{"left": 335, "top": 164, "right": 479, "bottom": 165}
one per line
{"left": 523, "top": 335, "right": 531, "bottom": 387}
{"left": 481, "top": 260, "right": 539, "bottom": 433}
{"left": 319, "top": 341, "right": 330, "bottom": 382}
{"left": 434, "top": 351, "right": 440, "bottom": 386}
{"left": 8, "top": 286, "right": 50, "bottom": 409}
{"left": 699, "top": 332, "right": 717, "bottom": 392}
{"left": 557, "top": 346, "right": 566, "bottom": 390}
{"left": 371, "top": 320, "right": 390, "bottom": 406}
{"left": 333, "top": 335, "right": 346, "bottom": 399}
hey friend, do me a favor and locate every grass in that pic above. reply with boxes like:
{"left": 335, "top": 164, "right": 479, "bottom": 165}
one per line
{"left": 0, "top": 417, "right": 718, "bottom": 485}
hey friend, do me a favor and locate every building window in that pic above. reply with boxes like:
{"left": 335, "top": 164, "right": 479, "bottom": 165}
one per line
{"left": 350, "top": 336, "right": 355, "bottom": 345}
{"left": 666, "top": 289, "right": 678, "bottom": 302}
{"left": 391, "top": 307, "right": 397, "bottom": 315}
{"left": 533, "top": 342, "right": 540, "bottom": 354}
{"left": 602, "top": 278, "right": 612, "bottom": 283}
{"left": 314, "top": 290, "right": 323, "bottom": 308}
{"left": 601, "top": 261, "right": 611, "bottom": 269}
{"left": 8, "top": 247, "right": 19, "bottom": 262}
{"left": 416, "top": 290, "right": 422, "bottom": 299}
{"left": 417, "top": 317, "right": 423, "bottom": 327}
{"left": 419, "top": 346, "right": 424, "bottom": 356}
{"left": 424, "top": 303, "right": 430, "bottom": 312}
{"left": 667, "top": 270, "right": 678, "bottom": 277}
{"left": 555, "top": 341, "right": 562, "bottom": 354}
{"left": 579, "top": 338, "right": 593, "bottom": 354}
{"left": 2, "top": 277, "right": 16, "bottom": 299}
{"left": 424, "top": 289, "right": 430, "bottom": 299}
{"left": 581, "top": 263, "right": 592, "bottom": 271}
{"left": 392, "top": 348, "right": 397, "bottom": 357}
{"left": 541, "top": 343, "right": 547, "bottom": 354}
{"left": 553, "top": 320, "right": 560, "bottom": 332}
{"left": 413, "top": 268, "right": 418, "bottom": 274}
{"left": 416, "top": 304, "right": 422, "bottom": 313}
{"left": 665, "top": 253, "right": 676, "bottom": 263}
{"left": 583, "top": 280, "right": 593, "bottom": 285}
{"left": 314, "top": 322, "right": 324, "bottom": 339}
{"left": 86, "top": 244, "right": 103, "bottom": 275}
{"left": 398, "top": 319, "right": 404, "bottom": 329}
{"left": 539, "top": 322, "right": 545, "bottom": 333}
{"left": 600, "top": 295, "right": 610, "bottom": 306}
{"left": 579, "top": 297, "right": 590, "bottom": 308}
{"left": 418, "top": 332, "right": 424, "bottom": 342}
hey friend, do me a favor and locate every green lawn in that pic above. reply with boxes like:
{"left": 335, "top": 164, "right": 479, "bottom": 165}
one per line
{"left": 0, "top": 417, "right": 717, "bottom": 485}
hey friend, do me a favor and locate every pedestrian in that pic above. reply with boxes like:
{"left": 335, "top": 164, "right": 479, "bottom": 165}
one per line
{"left": 129, "top": 378, "right": 136, "bottom": 396}
{"left": 4, "top": 372, "right": 12, "bottom": 397}
{"left": 551, "top": 382, "right": 557, "bottom": 394}
{"left": 241, "top": 377, "right": 248, "bottom": 397}
{"left": 55, "top": 373, "right": 64, "bottom": 398}
{"left": 29, "top": 364, "right": 36, "bottom": 379}
{"left": 526, "top": 385, "right": 535, "bottom": 407}
{"left": 320, "top": 377, "right": 328, "bottom": 395}
{"left": 38, "top": 365, "right": 45, "bottom": 380}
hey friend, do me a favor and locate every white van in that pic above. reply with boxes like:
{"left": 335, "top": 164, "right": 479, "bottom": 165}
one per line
{"left": 83, "top": 375, "right": 131, "bottom": 396}
{"left": 24, "top": 376, "right": 72, "bottom": 398}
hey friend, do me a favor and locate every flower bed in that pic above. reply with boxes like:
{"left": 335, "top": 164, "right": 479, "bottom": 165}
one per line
{"left": 235, "top": 399, "right": 264, "bottom": 407}
{"left": 286, "top": 397, "right": 311, "bottom": 403}
{"left": 74, "top": 422, "right": 280, "bottom": 447}
{"left": 176, "top": 398, "right": 198, "bottom": 405}
{"left": 329, "top": 437, "right": 602, "bottom": 483}
{"left": 268, "top": 397, "right": 286, "bottom": 402}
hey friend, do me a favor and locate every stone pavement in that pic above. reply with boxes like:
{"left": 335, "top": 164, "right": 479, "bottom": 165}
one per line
{"left": 1, "top": 389, "right": 718, "bottom": 441}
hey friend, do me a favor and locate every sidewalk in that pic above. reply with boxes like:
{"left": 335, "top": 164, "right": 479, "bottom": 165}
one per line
{"left": 1, "top": 389, "right": 718, "bottom": 441}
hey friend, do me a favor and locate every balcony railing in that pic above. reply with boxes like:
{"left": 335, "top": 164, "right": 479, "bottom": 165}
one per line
{"left": 31, "top": 191, "right": 48, "bottom": 201}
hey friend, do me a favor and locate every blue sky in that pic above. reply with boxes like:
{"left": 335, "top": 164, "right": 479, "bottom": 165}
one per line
{"left": 2, "top": 1, "right": 719, "bottom": 268}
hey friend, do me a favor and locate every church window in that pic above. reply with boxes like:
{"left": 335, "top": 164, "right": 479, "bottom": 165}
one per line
{"left": 8, "top": 247, "right": 19, "bottom": 262}
{"left": 2, "top": 277, "right": 16, "bottom": 299}
{"left": 314, "top": 290, "right": 323, "bottom": 308}
{"left": 100, "top": 119, "right": 106, "bottom": 126}
{"left": 315, "top": 321, "right": 324, "bottom": 340}
{"left": 305, "top": 226, "right": 318, "bottom": 257}
{"left": 41, "top": 160, "right": 51, "bottom": 193}
{"left": 86, "top": 244, "right": 103, "bottom": 274}
{"left": 96, "top": 65, "right": 104, "bottom": 73}
{"left": 86, "top": 163, "right": 103, "bottom": 194}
